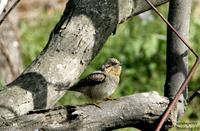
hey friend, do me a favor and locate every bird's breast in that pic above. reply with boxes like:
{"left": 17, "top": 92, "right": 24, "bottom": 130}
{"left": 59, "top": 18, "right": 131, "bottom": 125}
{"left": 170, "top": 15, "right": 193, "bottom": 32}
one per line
{"left": 88, "top": 75, "right": 119, "bottom": 100}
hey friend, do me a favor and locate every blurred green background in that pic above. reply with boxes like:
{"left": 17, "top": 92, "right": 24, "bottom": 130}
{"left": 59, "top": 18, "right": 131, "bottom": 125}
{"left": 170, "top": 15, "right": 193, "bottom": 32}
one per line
{"left": 7, "top": 1, "right": 200, "bottom": 130}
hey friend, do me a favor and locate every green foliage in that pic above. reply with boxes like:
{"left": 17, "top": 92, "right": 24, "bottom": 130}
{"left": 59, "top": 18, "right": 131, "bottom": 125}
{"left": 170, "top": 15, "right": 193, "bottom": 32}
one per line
{"left": 19, "top": 11, "right": 61, "bottom": 68}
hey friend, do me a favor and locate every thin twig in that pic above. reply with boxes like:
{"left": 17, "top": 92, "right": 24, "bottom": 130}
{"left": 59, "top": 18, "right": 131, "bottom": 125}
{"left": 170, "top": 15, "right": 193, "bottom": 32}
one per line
{"left": 144, "top": 0, "right": 200, "bottom": 130}
{"left": 0, "top": 0, "right": 20, "bottom": 25}
{"left": 187, "top": 87, "right": 200, "bottom": 103}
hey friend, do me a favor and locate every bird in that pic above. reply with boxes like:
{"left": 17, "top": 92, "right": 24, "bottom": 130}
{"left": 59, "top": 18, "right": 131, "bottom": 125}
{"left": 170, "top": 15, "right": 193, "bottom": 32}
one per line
{"left": 68, "top": 58, "right": 122, "bottom": 102}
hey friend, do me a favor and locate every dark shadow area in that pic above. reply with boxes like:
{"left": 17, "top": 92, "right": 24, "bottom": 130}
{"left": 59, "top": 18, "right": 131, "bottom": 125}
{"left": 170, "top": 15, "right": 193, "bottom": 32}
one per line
{"left": 7, "top": 72, "right": 48, "bottom": 110}
{"left": 66, "top": 105, "right": 78, "bottom": 121}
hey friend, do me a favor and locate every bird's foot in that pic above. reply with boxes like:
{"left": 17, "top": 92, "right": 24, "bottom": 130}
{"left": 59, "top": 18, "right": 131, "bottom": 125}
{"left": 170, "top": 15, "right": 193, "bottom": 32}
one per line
{"left": 93, "top": 103, "right": 102, "bottom": 109}
{"left": 87, "top": 103, "right": 102, "bottom": 109}
{"left": 104, "top": 97, "right": 117, "bottom": 101}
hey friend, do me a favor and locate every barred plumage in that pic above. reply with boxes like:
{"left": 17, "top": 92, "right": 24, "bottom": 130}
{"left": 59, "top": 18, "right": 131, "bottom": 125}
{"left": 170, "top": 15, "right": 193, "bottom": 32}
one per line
{"left": 68, "top": 58, "right": 122, "bottom": 101}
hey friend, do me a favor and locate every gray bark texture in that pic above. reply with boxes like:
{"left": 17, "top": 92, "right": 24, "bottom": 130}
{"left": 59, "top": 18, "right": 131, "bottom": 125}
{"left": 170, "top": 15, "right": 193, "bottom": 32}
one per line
{"left": 164, "top": 0, "right": 192, "bottom": 120}
{"left": 0, "top": 0, "right": 170, "bottom": 129}
{"left": 0, "top": 8, "right": 21, "bottom": 84}
{"left": 0, "top": 0, "right": 20, "bottom": 25}
{"left": 0, "top": 92, "right": 176, "bottom": 131}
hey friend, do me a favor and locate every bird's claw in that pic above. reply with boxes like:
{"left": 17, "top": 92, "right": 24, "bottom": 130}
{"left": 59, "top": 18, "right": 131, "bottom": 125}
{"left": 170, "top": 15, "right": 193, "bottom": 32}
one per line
{"left": 104, "top": 97, "right": 117, "bottom": 101}
{"left": 86, "top": 103, "right": 102, "bottom": 109}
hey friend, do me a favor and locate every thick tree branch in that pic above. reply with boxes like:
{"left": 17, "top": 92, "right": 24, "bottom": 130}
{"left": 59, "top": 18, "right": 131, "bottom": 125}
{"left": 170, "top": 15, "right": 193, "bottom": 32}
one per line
{"left": 147, "top": 0, "right": 193, "bottom": 130}
{"left": 0, "top": 92, "right": 176, "bottom": 131}
{"left": 0, "top": 0, "right": 168, "bottom": 120}
{"left": 164, "top": 0, "right": 192, "bottom": 120}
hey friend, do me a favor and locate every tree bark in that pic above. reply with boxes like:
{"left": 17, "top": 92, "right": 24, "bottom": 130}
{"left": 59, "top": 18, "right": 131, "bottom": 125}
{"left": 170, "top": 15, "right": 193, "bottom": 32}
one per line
{"left": 0, "top": 9, "right": 21, "bottom": 85}
{"left": 0, "top": 0, "right": 168, "bottom": 120}
{"left": 0, "top": 0, "right": 20, "bottom": 25}
{"left": 0, "top": 92, "right": 176, "bottom": 131}
{"left": 0, "top": 0, "right": 8, "bottom": 15}
{"left": 164, "top": 0, "right": 192, "bottom": 120}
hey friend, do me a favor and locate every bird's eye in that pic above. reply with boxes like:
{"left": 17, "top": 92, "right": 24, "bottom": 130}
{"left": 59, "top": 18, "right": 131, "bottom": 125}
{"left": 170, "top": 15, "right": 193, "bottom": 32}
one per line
{"left": 102, "top": 64, "right": 110, "bottom": 70}
{"left": 112, "top": 62, "right": 118, "bottom": 66}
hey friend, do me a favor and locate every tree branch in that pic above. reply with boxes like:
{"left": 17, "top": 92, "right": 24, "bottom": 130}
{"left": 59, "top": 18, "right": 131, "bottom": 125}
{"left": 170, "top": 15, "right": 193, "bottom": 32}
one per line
{"left": 165, "top": 0, "right": 191, "bottom": 99}
{"left": 0, "top": 0, "right": 168, "bottom": 120}
{"left": 144, "top": 0, "right": 194, "bottom": 130}
{"left": 0, "top": 92, "right": 176, "bottom": 131}
{"left": 0, "top": 0, "right": 20, "bottom": 25}
{"left": 164, "top": 0, "right": 192, "bottom": 120}
{"left": 188, "top": 87, "right": 200, "bottom": 103}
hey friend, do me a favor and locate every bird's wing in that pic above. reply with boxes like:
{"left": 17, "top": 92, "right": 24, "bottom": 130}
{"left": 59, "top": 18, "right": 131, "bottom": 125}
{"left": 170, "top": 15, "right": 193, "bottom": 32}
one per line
{"left": 69, "top": 71, "right": 106, "bottom": 91}
{"left": 87, "top": 71, "right": 106, "bottom": 85}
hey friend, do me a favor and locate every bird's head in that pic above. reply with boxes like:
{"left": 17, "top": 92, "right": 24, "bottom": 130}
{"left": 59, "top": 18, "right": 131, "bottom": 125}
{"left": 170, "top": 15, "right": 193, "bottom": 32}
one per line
{"left": 101, "top": 58, "right": 122, "bottom": 76}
